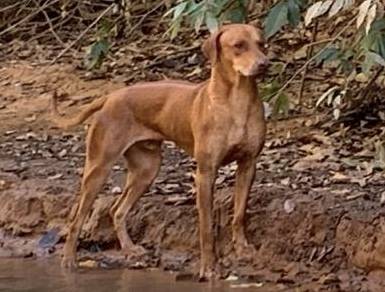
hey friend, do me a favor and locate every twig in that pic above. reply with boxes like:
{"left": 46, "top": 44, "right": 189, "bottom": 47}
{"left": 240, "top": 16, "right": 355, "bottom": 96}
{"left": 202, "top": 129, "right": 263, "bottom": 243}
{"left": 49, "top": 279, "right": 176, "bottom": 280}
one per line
{"left": 50, "top": 3, "right": 114, "bottom": 65}
{"left": 299, "top": 22, "right": 318, "bottom": 104}
{"left": 267, "top": 16, "right": 357, "bottom": 101}
{"left": 32, "top": 0, "right": 65, "bottom": 47}
{"left": 141, "top": 44, "right": 200, "bottom": 70}
{"left": 126, "top": 1, "right": 164, "bottom": 38}
{"left": 0, "top": 0, "right": 28, "bottom": 13}
{"left": 0, "top": 0, "right": 61, "bottom": 37}
{"left": 303, "top": 37, "right": 336, "bottom": 48}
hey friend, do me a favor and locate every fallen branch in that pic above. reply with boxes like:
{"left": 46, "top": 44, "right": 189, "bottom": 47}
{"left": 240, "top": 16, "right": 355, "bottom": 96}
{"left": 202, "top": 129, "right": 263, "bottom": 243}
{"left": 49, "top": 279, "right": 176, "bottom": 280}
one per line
{"left": 0, "top": 0, "right": 27, "bottom": 13}
{"left": 125, "top": 1, "right": 164, "bottom": 38}
{"left": 32, "top": 0, "right": 65, "bottom": 47}
{"left": 0, "top": 0, "right": 61, "bottom": 37}
{"left": 49, "top": 3, "right": 114, "bottom": 64}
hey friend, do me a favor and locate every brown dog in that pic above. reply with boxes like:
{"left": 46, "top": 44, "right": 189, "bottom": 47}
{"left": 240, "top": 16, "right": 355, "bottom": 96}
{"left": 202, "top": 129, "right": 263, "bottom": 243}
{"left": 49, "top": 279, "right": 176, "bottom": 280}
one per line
{"left": 52, "top": 23, "right": 268, "bottom": 279}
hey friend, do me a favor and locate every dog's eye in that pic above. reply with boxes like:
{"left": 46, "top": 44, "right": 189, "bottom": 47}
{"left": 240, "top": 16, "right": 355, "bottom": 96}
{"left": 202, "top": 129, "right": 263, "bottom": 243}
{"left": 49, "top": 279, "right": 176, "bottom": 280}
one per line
{"left": 256, "top": 41, "right": 266, "bottom": 48}
{"left": 233, "top": 41, "right": 245, "bottom": 49}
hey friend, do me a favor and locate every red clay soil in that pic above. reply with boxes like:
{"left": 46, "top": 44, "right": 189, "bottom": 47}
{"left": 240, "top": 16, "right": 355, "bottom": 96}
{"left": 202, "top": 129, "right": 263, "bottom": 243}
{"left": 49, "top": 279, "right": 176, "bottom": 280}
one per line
{"left": 1, "top": 61, "right": 385, "bottom": 291}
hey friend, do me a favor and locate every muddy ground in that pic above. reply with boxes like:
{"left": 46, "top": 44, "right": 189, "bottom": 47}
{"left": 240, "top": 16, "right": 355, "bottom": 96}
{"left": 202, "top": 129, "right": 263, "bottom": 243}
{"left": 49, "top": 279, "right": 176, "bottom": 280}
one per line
{"left": 1, "top": 60, "right": 385, "bottom": 291}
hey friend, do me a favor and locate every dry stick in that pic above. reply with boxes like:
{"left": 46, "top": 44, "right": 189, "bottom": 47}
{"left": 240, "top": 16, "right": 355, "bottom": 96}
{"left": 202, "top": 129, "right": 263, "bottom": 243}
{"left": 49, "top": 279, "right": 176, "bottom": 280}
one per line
{"left": 125, "top": 1, "right": 164, "bottom": 38}
{"left": 31, "top": 0, "right": 65, "bottom": 47}
{"left": 50, "top": 3, "right": 114, "bottom": 65}
{"left": 268, "top": 16, "right": 358, "bottom": 101}
{"left": 0, "top": 0, "right": 61, "bottom": 37}
{"left": 0, "top": 0, "right": 28, "bottom": 13}
{"left": 298, "top": 22, "right": 318, "bottom": 105}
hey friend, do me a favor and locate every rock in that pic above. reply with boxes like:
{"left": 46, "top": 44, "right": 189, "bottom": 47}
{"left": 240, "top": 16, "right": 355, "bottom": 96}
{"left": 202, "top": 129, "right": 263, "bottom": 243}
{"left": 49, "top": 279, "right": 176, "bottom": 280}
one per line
{"left": 38, "top": 227, "right": 60, "bottom": 249}
{"left": 111, "top": 186, "right": 122, "bottom": 194}
{"left": 225, "top": 274, "right": 239, "bottom": 281}
{"left": 380, "top": 191, "right": 385, "bottom": 205}
{"left": 58, "top": 149, "right": 67, "bottom": 158}
{"left": 78, "top": 259, "right": 98, "bottom": 268}
{"left": 284, "top": 199, "right": 296, "bottom": 214}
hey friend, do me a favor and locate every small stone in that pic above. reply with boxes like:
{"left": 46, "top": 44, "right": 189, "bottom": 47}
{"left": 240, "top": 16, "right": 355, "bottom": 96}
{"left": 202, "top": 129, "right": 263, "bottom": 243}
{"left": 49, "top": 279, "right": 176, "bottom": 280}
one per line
{"left": 78, "top": 260, "right": 98, "bottom": 268}
{"left": 284, "top": 199, "right": 296, "bottom": 214}
{"left": 112, "top": 186, "right": 122, "bottom": 194}
{"left": 112, "top": 165, "right": 121, "bottom": 171}
{"left": 280, "top": 177, "right": 290, "bottom": 186}
{"left": 58, "top": 149, "right": 67, "bottom": 158}
{"left": 381, "top": 191, "right": 385, "bottom": 205}
{"left": 24, "top": 115, "right": 36, "bottom": 122}
{"left": 225, "top": 274, "right": 239, "bottom": 281}
{"left": 38, "top": 228, "right": 60, "bottom": 249}
{"left": 5, "top": 130, "right": 16, "bottom": 135}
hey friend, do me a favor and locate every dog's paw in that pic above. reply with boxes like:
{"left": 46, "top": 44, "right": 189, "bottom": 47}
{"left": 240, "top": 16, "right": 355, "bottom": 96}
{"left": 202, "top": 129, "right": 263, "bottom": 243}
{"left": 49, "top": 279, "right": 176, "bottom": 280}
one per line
{"left": 61, "top": 256, "right": 77, "bottom": 270}
{"left": 198, "top": 262, "right": 222, "bottom": 282}
{"left": 123, "top": 244, "right": 147, "bottom": 259}
{"left": 234, "top": 241, "right": 257, "bottom": 262}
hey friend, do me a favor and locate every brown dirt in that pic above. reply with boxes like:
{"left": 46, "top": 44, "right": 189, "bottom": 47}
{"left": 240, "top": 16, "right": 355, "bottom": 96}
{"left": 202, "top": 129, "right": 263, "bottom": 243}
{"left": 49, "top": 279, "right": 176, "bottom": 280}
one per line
{"left": 1, "top": 60, "right": 385, "bottom": 291}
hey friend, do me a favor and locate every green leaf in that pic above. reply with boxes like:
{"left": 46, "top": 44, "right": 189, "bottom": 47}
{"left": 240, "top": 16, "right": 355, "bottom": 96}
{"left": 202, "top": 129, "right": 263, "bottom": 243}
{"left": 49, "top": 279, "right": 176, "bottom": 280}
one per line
{"left": 260, "top": 80, "right": 281, "bottom": 102}
{"left": 264, "top": 1, "right": 289, "bottom": 39}
{"left": 314, "top": 47, "right": 341, "bottom": 66}
{"left": 172, "top": 1, "right": 188, "bottom": 20}
{"left": 273, "top": 92, "right": 290, "bottom": 116}
{"left": 370, "top": 19, "right": 385, "bottom": 32}
{"left": 226, "top": 6, "right": 247, "bottom": 23}
{"left": 205, "top": 11, "right": 219, "bottom": 32}
{"left": 363, "top": 51, "right": 376, "bottom": 73}
{"left": 287, "top": 0, "right": 301, "bottom": 27}
{"left": 366, "top": 51, "right": 385, "bottom": 66}
{"left": 86, "top": 39, "right": 110, "bottom": 70}
{"left": 194, "top": 9, "right": 205, "bottom": 32}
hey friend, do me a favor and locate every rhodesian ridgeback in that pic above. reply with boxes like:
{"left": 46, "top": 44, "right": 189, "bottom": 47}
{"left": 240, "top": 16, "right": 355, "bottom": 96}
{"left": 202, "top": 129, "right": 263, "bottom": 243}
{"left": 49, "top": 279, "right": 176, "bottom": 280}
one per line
{"left": 51, "top": 23, "right": 268, "bottom": 279}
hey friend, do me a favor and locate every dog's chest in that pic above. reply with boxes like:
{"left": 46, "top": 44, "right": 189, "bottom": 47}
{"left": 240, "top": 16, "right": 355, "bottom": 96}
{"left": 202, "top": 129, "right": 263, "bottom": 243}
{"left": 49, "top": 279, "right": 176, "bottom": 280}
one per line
{"left": 225, "top": 110, "right": 262, "bottom": 154}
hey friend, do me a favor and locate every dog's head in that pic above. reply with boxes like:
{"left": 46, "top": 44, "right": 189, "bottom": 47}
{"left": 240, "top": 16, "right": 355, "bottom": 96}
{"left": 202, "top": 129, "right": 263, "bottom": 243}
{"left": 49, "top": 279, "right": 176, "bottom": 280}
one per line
{"left": 202, "top": 24, "right": 269, "bottom": 77}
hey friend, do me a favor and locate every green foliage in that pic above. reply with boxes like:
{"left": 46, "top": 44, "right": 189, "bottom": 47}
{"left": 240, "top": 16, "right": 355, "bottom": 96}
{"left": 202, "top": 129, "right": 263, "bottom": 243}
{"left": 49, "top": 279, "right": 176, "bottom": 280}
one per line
{"left": 264, "top": 0, "right": 306, "bottom": 39}
{"left": 361, "top": 19, "right": 385, "bottom": 73}
{"left": 164, "top": 0, "right": 248, "bottom": 38}
{"left": 261, "top": 81, "right": 290, "bottom": 116}
{"left": 85, "top": 19, "right": 113, "bottom": 70}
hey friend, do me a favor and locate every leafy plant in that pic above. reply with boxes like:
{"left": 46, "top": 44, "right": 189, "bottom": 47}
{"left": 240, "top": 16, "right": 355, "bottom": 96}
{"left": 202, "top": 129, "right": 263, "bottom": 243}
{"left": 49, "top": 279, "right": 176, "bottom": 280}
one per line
{"left": 85, "top": 19, "right": 114, "bottom": 70}
{"left": 264, "top": 0, "right": 306, "bottom": 39}
{"left": 261, "top": 80, "right": 290, "bottom": 116}
{"left": 164, "top": 0, "right": 248, "bottom": 38}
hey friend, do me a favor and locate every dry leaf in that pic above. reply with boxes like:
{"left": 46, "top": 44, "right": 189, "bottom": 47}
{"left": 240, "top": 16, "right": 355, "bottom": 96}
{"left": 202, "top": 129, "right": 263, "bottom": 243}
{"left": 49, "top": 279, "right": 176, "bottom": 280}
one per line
{"left": 357, "top": 0, "right": 372, "bottom": 29}
{"left": 366, "top": 3, "right": 377, "bottom": 34}
{"left": 329, "top": 0, "right": 345, "bottom": 17}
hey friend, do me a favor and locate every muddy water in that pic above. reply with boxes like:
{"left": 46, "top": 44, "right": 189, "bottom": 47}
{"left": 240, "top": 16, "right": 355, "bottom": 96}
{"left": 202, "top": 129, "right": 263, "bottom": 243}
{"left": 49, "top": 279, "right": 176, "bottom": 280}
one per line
{"left": 0, "top": 259, "right": 257, "bottom": 292}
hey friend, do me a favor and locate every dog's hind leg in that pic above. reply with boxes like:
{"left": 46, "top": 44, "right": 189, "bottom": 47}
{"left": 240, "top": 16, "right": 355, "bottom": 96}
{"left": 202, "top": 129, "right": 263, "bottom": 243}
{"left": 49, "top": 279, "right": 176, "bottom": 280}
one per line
{"left": 61, "top": 119, "right": 130, "bottom": 269}
{"left": 110, "top": 140, "right": 162, "bottom": 258}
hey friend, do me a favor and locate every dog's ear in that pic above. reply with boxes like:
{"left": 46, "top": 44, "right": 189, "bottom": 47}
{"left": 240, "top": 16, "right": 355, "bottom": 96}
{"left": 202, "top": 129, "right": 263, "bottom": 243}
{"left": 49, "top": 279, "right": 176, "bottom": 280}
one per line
{"left": 202, "top": 30, "right": 223, "bottom": 64}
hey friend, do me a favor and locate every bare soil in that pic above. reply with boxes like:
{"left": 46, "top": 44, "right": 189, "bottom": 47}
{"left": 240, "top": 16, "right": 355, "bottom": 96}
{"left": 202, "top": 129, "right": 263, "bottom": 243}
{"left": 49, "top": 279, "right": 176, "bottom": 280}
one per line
{"left": 1, "top": 60, "right": 385, "bottom": 291}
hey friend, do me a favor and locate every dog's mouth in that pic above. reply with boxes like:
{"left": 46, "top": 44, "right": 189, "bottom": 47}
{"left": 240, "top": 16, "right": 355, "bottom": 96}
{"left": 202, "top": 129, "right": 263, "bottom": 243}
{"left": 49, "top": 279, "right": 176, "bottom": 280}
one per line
{"left": 237, "top": 67, "right": 268, "bottom": 78}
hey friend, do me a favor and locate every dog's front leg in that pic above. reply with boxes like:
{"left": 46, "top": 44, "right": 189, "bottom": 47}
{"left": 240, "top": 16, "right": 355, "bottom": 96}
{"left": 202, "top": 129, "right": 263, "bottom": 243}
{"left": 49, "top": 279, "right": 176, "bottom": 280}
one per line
{"left": 195, "top": 161, "right": 217, "bottom": 280}
{"left": 232, "top": 157, "right": 257, "bottom": 259}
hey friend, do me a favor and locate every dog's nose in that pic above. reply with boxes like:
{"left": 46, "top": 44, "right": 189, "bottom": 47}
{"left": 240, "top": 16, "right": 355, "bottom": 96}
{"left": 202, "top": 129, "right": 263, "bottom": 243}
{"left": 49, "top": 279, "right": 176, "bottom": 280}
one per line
{"left": 259, "top": 58, "right": 269, "bottom": 69}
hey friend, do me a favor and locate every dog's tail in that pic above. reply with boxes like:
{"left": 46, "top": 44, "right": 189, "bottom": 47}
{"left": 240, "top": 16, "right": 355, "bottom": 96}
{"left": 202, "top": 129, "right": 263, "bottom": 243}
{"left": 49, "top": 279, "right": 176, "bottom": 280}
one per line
{"left": 50, "top": 91, "right": 107, "bottom": 129}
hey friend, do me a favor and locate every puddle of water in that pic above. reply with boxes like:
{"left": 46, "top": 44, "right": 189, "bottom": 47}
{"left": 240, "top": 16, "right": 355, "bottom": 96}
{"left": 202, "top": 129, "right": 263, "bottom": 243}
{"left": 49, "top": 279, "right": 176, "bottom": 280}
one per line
{"left": 0, "top": 259, "right": 258, "bottom": 292}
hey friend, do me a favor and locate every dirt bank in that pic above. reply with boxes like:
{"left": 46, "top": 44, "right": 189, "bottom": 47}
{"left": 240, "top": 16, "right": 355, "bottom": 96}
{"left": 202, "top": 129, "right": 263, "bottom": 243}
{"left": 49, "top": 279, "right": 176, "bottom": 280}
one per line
{"left": 1, "top": 61, "right": 385, "bottom": 291}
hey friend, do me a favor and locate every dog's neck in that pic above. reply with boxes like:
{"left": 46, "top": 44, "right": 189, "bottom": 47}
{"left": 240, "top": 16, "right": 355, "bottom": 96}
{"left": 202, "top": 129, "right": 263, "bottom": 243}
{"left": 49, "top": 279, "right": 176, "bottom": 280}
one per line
{"left": 208, "top": 63, "right": 257, "bottom": 105}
